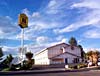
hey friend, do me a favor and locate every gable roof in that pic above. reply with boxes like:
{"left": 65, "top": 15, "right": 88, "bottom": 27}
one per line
{"left": 49, "top": 51, "right": 81, "bottom": 59}
{"left": 35, "top": 43, "right": 69, "bottom": 56}
{"left": 47, "top": 43, "right": 69, "bottom": 49}
{"left": 35, "top": 42, "right": 81, "bottom": 56}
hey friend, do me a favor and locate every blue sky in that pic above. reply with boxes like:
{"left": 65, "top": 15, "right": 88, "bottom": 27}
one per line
{"left": 0, "top": 0, "right": 100, "bottom": 55}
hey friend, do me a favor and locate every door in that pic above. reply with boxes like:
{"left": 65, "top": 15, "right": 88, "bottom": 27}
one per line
{"left": 65, "top": 58, "right": 68, "bottom": 64}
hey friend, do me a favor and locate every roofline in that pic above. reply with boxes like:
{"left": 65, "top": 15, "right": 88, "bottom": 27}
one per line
{"left": 47, "top": 43, "right": 69, "bottom": 49}
{"left": 49, "top": 51, "right": 81, "bottom": 59}
{"left": 34, "top": 42, "right": 81, "bottom": 56}
{"left": 34, "top": 48, "right": 47, "bottom": 56}
{"left": 35, "top": 43, "right": 69, "bottom": 56}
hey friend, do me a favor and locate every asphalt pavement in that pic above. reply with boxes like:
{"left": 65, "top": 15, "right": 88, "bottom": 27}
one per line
{"left": 0, "top": 66, "right": 100, "bottom": 75}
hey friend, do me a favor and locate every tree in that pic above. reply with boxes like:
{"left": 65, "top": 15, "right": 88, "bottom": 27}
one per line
{"left": 78, "top": 45, "right": 85, "bottom": 61}
{"left": 86, "top": 51, "right": 93, "bottom": 62}
{"left": 26, "top": 52, "right": 33, "bottom": 60}
{"left": 1, "top": 54, "right": 13, "bottom": 70}
{"left": 25, "top": 52, "right": 33, "bottom": 69}
{"left": 86, "top": 50, "right": 99, "bottom": 66}
{"left": 6, "top": 54, "right": 13, "bottom": 66}
{"left": 68, "top": 37, "right": 77, "bottom": 46}
{"left": 0, "top": 47, "right": 3, "bottom": 58}
{"left": 92, "top": 51, "right": 99, "bottom": 66}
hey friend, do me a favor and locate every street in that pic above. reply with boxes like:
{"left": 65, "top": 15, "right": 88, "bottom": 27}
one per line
{"left": 2, "top": 70, "right": 100, "bottom": 76}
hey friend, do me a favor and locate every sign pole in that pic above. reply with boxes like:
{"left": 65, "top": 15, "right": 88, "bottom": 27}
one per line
{"left": 18, "top": 13, "right": 28, "bottom": 62}
{"left": 21, "top": 28, "right": 24, "bottom": 58}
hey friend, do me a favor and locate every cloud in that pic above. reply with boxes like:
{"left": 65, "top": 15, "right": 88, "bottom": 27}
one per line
{"left": 71, "top": 0, "right": 100, "bottom": 9}
{"left": 48, "top": 0, "right": 56, "bottom": 8}
{"left": 46, "top": 0, "right": 59, "bottom": 14}
{"left": 18, "top": 0, "right": 72, "bottom": 40}
{"left": 71, "top": 0, "right": 100, "bottom": 39}
{"left": 83, "top": 47, "right": 100, "bottom": 53}
{"left": 28, "top": 40, "right": 69, "bottom": 53}
{"left": 56, "top": 14, "right": 100, "bottom": 33}
{"left": 32, "top": 12, "right": 40, "bottom": 18}
{"left": 46, "top": 0, "right": 71, "bottom": 14}
{"left": 2, "top": 0, "right": 100, "bottom": 55}
{"left": 27, "top": 44, "right": 48, "bottom": 53}
{"left": 56, "top": 35, "right": 68, "bottom": 43}
{"left": 27, "top": 35, "right": 68, "bottom": 53}
{"left": 0, "top": 16, "right": 19, "bottom": 38}
{"left": 53, "top": 0, "right": 100, "bottom": 34}
{"left": 36, "top": 36, "right": 49, "bottom": 44}
{"left": 2, "top": 46, "right": 18, "bottom": 55}
{"left": 22, "top": 8, "right": 31, "bottom": 18}
{"left": 84, "top": 29, "right": 100, "bottom": 38}
{"left": 17, "top": 4, "right": 66, "bottom": 40}
{"left": 16, "top": 0, "right": 82, "bottom": 51}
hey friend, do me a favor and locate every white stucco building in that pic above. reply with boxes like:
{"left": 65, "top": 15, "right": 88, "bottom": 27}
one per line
{"left": 34, "top": 43, "right": 82, "bottom": 65}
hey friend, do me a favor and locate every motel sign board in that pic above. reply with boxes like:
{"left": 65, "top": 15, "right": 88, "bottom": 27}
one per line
{"left": 18, "top": 13, "right": 28, "bottom": 28}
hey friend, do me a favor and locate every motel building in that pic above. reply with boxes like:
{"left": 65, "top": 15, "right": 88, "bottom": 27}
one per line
{"left": 34, "top": 43, "right": 83, "bottom": 65}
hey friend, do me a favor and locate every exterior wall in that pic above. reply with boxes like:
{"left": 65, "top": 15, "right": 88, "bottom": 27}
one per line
{"left": 34, "top": 43, "right": 82, "bottom": 65}
{"left": 64, "top": 46, "right": 82, "bottom": 63}
{"left": 48, "top": 43, "right": 67, "bottom": 58}
{"left": 48, "top": 44, "right": 81, "bottom": 64}
{"left": 50, "top": 53, "right": 80, "bottom": 64}
{"left": 34, "top": 49, "right": 50, "bottom": 65}
{"left": 50, "top": 58, "right": 64, "bottom": 64}
{"left": 65, "top": 46, "right": 81, "bottom": 57}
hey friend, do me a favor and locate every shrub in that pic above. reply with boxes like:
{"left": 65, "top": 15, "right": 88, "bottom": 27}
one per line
{"left": 69, "top": 65, "right": 78, "bottom": 69}
{"left": 10, "top": 64, "right": 21, "bottom": 71}
{"left": 77, "top": 63, "right": 87, "bottom": 69}
{"left": 2, "top": 68, "right": 11, "bottom": 71}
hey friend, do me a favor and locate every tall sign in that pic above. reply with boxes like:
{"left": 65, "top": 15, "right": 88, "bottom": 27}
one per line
{"left": 18, "top": 13, "right": 28, "bottom": 59}
{"left": 18, "top": 13, "right": 28, "bottom": 28}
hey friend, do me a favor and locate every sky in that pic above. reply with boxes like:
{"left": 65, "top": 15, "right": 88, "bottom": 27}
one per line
{"left": 0, "top": 0, "right": 100, "bottom": 55}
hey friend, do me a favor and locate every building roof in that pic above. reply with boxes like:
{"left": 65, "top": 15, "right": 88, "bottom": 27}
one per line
{"left": 49, "top": 51, "right": 81, "bottom": 59}
{"left": 35, "top": 43, "right": 69, "bottom": 56}
{"left": 34, "top": 42, "right": 81, "bottom": 56}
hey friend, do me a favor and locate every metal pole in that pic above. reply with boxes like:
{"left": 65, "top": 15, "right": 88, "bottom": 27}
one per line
{"left": 21, "top": 28, "right": 24, "bottom": 58}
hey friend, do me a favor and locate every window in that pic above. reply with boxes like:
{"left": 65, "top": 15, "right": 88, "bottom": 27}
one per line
{"left": 73, "top": 58, "right": 79, "bottom": 63}
{"left": 71, "top": 46, "right": 74, "bottom": 50}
